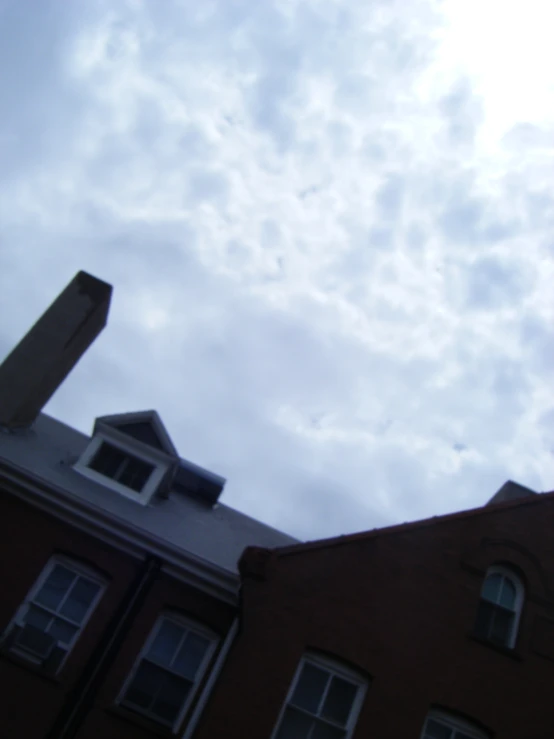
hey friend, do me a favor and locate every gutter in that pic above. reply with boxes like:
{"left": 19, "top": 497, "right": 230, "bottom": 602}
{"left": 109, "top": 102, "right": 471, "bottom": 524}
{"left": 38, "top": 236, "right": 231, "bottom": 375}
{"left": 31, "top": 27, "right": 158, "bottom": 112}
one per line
{"left": 44, "top": 554, "right": 161, "bottom": 739}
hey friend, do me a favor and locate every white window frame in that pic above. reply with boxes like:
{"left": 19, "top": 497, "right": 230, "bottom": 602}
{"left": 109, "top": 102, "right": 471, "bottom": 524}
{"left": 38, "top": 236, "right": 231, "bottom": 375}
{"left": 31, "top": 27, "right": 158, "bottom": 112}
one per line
{"left": 117, "top": 612, "right": 218, "bottom": 731}
{"left": 4, "top": 554, "right": 106, "bottom": 669}
{"left": 271, "top": 652, "right": 368, "bottom": 739}
{"left": 421, "top": 708, "right": 489, "bottom": 739}
{"left": 478, "top": 564, "right": 525, "bottom": 649}
{"left": 75, "top": 429, "right": 170, "bottom": 505}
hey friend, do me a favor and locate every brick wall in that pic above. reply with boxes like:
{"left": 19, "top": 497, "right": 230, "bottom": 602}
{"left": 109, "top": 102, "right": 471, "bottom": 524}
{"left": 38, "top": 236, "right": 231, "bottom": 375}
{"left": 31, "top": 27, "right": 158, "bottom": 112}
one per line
{"left": 0, "top": 488, "right": 236, "bottom": 739}
{"left": 194, "top": 496, "right": 554, "bottom": 739}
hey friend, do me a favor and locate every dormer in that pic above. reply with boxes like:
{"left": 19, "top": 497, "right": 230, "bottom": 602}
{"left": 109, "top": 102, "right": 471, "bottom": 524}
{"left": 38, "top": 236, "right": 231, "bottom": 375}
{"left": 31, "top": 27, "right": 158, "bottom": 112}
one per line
{"left": 75, "top": 411, "right": 179, "bottom": 505}
{"left": 74, "top": 410, "right": 226, "bottom": 506}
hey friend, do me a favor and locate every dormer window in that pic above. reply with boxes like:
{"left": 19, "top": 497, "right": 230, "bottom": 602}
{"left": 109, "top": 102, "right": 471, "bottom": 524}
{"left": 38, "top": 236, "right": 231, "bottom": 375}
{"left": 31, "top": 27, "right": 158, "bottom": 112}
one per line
{"left": 74, "top": 411, "right": 179, "bottom": 504}
{"left": 74, "top": 410, "right": 225, "bottom": 506}
{"left": 88, "top": 442, "right": 155, "bottom": 493}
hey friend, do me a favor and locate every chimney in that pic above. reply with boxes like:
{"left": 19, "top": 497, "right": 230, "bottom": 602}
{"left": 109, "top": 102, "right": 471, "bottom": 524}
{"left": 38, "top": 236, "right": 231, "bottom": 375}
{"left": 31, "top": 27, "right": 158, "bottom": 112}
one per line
{"left": 0, "top": 271, "right": 112, "bottom": 429}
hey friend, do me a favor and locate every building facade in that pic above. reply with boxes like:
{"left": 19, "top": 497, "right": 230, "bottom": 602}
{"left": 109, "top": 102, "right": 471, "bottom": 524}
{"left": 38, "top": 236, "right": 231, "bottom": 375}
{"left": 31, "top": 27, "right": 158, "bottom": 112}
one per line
{"left": 0, "top": 272, "right": 296, "bottom": 739}
{"left": 194, "top": 484, "right": 554, "bottom": 739}
{"left": 1, "top": 271, "right": 553, "bottom": 739}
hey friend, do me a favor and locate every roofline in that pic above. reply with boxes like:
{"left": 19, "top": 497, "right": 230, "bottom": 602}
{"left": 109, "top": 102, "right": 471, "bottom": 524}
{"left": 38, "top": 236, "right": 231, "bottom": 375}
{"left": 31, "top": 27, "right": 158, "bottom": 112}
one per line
{"left": 274, "top": 487, "right": 554, "bottom": 558}
{"left": 38, "top": 412, "right": 90, "bottom": 442}
{"left": 0, "top": 458, "right": 240, "bottom": 603}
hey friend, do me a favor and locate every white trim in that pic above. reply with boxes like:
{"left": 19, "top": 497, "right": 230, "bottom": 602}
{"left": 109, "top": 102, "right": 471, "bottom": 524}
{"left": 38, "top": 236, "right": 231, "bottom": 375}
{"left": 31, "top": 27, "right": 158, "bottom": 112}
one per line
{"left": 95, "top": 422, "right": 177, "bottom": 466}
{"left": 180, "top": 617, "right": 239, "bottom": 739}
{"left": 5, "top": 554, "right": 106, "bottom": 671}
{"left": 74, "top": 434, "right": 170, "bottom": 505}
{"left": 480, "top": 564, "right": 525, "bottom": 649}
{"left": 117, "top": 612, "right": 218, "bottom": 731}
{"left": 270, "top": 652, "right": 368, "bottom": 739}
{"left": 421, "top": 709, "right": 489, "bottom": 739}
{"left": 0, "top": 463, "right": 240, "bottom": 604}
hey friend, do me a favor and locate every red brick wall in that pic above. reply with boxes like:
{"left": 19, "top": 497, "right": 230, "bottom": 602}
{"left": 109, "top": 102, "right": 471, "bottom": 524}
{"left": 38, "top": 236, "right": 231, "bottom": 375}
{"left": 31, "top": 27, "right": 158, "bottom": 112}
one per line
{"left": 0, "top": 488, "right": 236, "bottom": 739}
{"left": 193, "top": 497, "right": 554, "bottom": 739}
{"left": 0, "top": 489, "right": 139, "bottom": 737}
{"left": 77, "top": 574, "right": 236, "bottom": 739}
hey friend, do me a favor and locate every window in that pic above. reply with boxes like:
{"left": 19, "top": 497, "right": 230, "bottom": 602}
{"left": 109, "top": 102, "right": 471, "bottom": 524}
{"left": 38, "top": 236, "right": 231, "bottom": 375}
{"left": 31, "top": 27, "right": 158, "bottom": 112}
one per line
{"left": 3, "top": 556, "right": 105, "bottom": 670}
{"left": 75, "top": 433, "right": 170, "bottom": 505}
{"left": 421, "top": 709, "right": 489, "bottom": 739}
{"left": 88, "top": 442, "right": 155, "bottom": 492}
{"left": 120, "top": 615, "right": 216, "bottom": 728}
{"left": 474, "top": 565, "right": 524, "bottom": 649}
{"left": 273, "top": 653, "right": 367, "bottom": 739}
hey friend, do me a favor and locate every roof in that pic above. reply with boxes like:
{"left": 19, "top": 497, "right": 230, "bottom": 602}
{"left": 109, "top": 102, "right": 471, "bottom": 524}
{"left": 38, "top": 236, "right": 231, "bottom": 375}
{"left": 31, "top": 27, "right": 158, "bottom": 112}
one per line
{"left": 0, "top": 413, "right": 298, "bottom": 574}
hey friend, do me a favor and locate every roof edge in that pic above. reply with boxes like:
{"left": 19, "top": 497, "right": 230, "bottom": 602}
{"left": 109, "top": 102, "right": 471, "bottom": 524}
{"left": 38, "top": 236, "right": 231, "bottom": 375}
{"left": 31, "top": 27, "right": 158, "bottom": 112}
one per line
{"left": 274, "top": 486, "right": 554, "bottom": 559}
{"left": 0, "top": 458, "right": 240, "bottom": 602}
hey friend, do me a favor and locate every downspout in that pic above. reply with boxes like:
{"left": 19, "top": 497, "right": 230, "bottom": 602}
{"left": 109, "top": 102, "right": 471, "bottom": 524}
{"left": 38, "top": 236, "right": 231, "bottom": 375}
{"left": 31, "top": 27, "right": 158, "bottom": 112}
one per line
{"left": 45, "top": 554, "right": 161, "bottom": 739}
{"left": 181, "top": 616, "right": 239, "bottom": 739}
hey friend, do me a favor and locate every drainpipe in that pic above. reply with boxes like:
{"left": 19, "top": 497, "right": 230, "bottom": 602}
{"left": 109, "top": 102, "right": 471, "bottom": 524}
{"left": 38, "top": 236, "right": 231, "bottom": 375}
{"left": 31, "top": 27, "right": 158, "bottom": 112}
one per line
{"left": 45, "top": 554, "right": 161, "bottom": 739}
{"left": 181, "top": 616, "right": 239, "bottom": 739}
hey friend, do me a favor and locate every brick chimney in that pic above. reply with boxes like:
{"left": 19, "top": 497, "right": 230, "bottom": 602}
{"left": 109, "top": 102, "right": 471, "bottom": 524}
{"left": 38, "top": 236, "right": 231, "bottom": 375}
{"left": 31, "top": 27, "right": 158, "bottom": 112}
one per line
{"left": 0, "top": 271, "right": 112, "bottom": 429}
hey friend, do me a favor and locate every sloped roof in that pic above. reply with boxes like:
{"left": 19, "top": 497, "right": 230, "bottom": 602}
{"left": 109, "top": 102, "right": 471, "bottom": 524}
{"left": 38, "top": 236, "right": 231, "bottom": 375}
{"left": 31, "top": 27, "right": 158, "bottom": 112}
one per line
{"left": 0, "top": 413, "right": 298, "bottom": 574}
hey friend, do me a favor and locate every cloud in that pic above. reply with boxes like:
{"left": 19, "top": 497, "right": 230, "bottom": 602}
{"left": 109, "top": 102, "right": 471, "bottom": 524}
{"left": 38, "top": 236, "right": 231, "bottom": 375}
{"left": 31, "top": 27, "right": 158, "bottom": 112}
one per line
{"left": 464, "top": 256, "right": 531, "bottom": 310}
{"left": 1, "top": 0, "right": 553, "bottom": 541}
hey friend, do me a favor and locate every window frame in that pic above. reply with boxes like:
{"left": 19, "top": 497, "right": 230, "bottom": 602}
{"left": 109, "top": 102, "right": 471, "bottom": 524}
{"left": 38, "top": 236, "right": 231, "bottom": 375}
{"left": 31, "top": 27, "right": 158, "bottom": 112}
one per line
{"left": 476, "top": 564, "right": 525, "bottom": 649}
{"left": 421, "top": 708, "right": 490, "bottom": 739}
{"left": 271, "top": 652, "right": 368, "bottom": 739}
{"left": 75, "top": 432, "right": 169, "bottom": 504}
{"left": 4, "top": 555, "right": 106, "bottom": 670}
{"left": 117, "top": 612, "right": 218, "bottom": 730}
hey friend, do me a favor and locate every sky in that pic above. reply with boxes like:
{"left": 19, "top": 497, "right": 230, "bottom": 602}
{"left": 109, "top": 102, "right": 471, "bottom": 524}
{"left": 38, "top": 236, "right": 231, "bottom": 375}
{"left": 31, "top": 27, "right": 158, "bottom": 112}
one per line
{"left": 0, "top": 0, "right": 553, "bottom": 541}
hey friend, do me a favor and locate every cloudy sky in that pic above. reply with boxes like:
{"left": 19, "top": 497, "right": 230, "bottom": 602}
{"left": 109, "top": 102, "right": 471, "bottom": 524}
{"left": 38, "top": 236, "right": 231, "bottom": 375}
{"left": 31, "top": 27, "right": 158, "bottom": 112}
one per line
{"left": 1, "top": 0, "right": 553, "bottom": 541}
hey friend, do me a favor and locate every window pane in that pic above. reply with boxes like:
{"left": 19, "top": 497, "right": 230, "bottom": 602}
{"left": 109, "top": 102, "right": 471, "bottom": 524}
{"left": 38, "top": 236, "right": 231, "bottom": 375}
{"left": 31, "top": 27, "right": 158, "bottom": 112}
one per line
{"left": 424, "top": 718, "right": 452, "bottom": 739}
{"left": 34, "top": 565, "right": 76, "bottom": 611}
{"left": 125, "top": 661, "right": 164, "bottom": 710}
{"left": 311, "top": 719, "right": 346, "bottom": 739}
{"left": 48, "top": 617, "right": 79, "bottom": 645}
{"left": 481, "top": 573, "right": 502, "bottom": 604}
{"left": 290, "top": 663, "right": 330, "bottom": 715}
{"left": 118, "top": 457, "right": 154, "bottom": 492}
{"left": 275, "top": 707, "right": 314, "bottom": 739}
{"left": 490, "top": 607, "right": 514, "bottom": 646}
{"left": 89, "top": 443, "right": 126, "bottom": 478}
{"left": 24, "top": 605, "right": 52, "bottom": 632}
{"left": 148, "top": 620, "right": 184, "bottom": 667}
{"left": 151, "top": 672, "right": 191, "bottom": 723}
{"left": 499, "top": 578, "right": 516, "bottom": 610}
{"left": 173, "top": 632, "right": 211, "bottom": 680}
{"left": 310, "top": 721, "right": 346, "bottom": 739}
{"left": 59, "top": 577, "right": 100, "bottom": 623}
{"left": 321, "top": 676, "right": 358, "bottom": 726}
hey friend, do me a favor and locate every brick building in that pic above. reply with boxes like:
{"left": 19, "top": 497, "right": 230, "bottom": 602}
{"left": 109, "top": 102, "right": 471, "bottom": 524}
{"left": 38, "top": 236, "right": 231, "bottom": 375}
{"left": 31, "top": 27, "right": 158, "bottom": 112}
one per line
{"left": 0, "top": 272, "right": 296, "bottom": 739}
{"left": 192, "top": 482, "right": 554, "bottom": 739}
{"left": 1, "top": 271, "right": 553, "bottom": 739}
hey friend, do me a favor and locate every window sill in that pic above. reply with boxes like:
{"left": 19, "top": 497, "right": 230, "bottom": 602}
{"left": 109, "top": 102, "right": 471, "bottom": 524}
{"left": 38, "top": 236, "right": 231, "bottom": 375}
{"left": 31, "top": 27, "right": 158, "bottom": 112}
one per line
{"left": 469, "top": 633, "right": 523, "bottom": 661}
{"left": 0, "top": 648, "right": 62, "bottom": 683}
{"left": 105, "top": 705, "right": 176, "bottom": 737}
